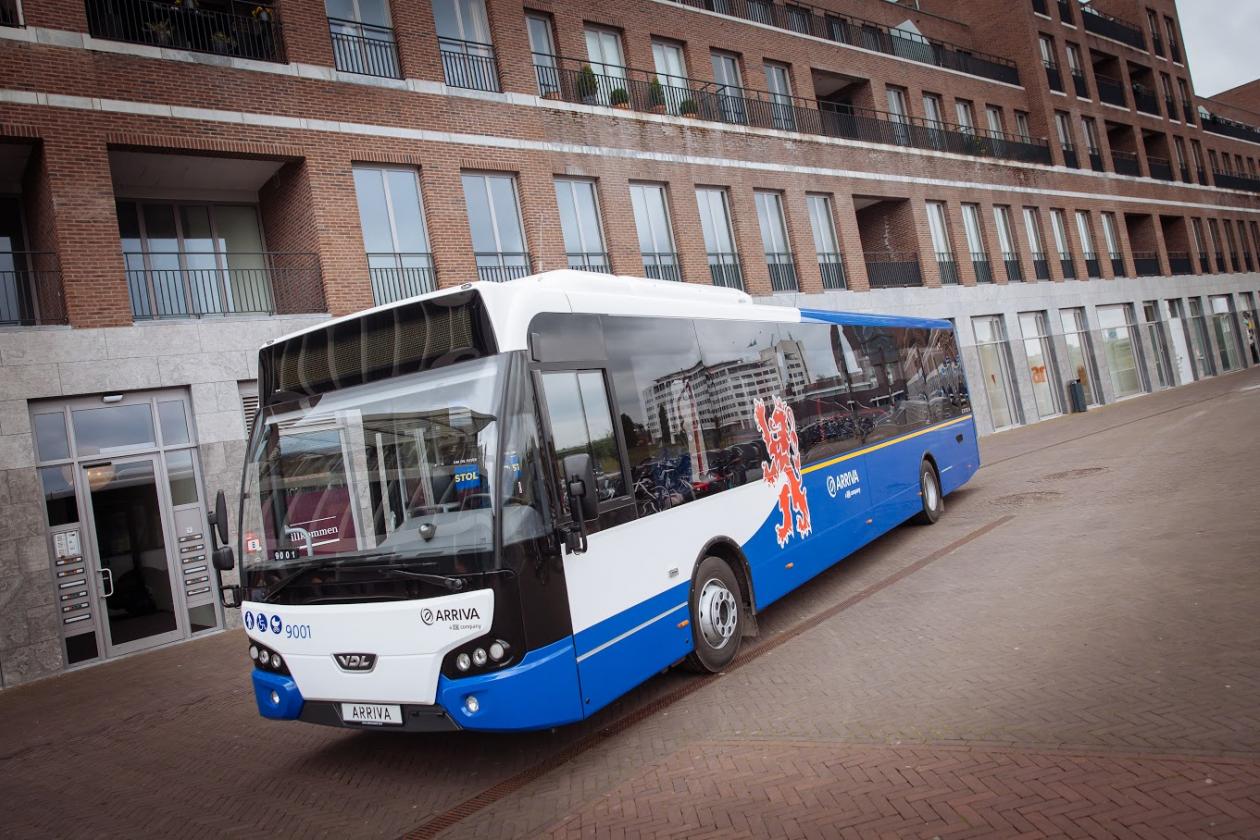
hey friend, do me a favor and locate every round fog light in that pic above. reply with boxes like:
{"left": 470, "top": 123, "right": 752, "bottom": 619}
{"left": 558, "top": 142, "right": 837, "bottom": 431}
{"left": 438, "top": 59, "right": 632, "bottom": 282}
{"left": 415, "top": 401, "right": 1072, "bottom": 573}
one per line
{"left": 269, "top": 690, "right": 280, "bottom": 706}
{"left": 271, "top": 653, "right": 283, "bottom": 669}
{"left": 249, "top": 645, "right": 259, "bottom": 661}
{"left": 464, "top": 695, "right": 480, "bottom": 714}
{"left": 258, "top": 649, "right": 270, "bottom": 666}
{"left": 456, "top": 653, "right": 471, "bottom": 672}
{"left": 472, "top": 648, "right": 488, "bottom": 667}
{"left": 488, "top": 642, "right": 507, "bottom": 661}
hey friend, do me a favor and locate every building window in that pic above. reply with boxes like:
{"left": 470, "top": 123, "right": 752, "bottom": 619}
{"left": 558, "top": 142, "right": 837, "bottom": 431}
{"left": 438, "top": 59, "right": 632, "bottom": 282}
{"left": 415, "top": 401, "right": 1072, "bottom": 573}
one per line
{"left": 327, "top": 0, "right": 400, "bottom": 79}
{"left": 433, "top": 0, "right": 497, "bottom": 90}
{"left": 993, "top": 206, "right": 1021, "bottom": 281}
{"left": 806, "top": 194, "right": 845, "bottom": 290}
{"left": 955, "top": 99, "right": 976, "bottom": 133}
{"left": 630, "top": 183, "right": 679, "bottom": 282}
{"left": 353, "top": 166, "right": 434, "bottom": 304}
{"left": 1074, "top": 210, "right": 1099, "bottom": 277}
{"left": 1101, "top": 212, "right": 1123, "bottom": 274}
{"left": 584, "top": 25, "right": 627, "bottom": 105}
{"left": 1015, "top": 111, "right": 1032, "bottom": 142}
{"left": 1097, "top": 304, "right": 1147, "bottom": 398}
{"left": 1022, "top": 207, "right": 1048, "bottom": 279}
{"left": 1050, "top": 209, "right": 1075, "bottom": 278}
{"left": 927, "top": 201, "right": 957, "bottom": 285}
{"left": 117, "top": 200, "right": 271, "bottom": 319}
{"left": 971, "top": 315, "right": 1022, "bottom": 430}
{"left": 711, "top": 50, "right": 746, "bottom": 123}
{"left": 526, "top": 12, "right": 559, "bottom": 95}
{"left": 1018, "top": 311, "right": 1062, "bottom": 418}
{"left": 554, "top": 178, "right": 607, "bottom": 272}
{"left": 764, "top": 61, "right": 796, "bottom": 131}
{"left": 755, "top": 191, "right": 796, "bottom": 291}
{"left": 1060, "top": 307, "right": 1102, "bottom": 404}
{"left": 696, "top": 187, "right": 742, "bottom": 289}
{"left": 461, "top": 172, "right": 529, "bottom": 281}
{"left": 922, "top": 93, "right": 944, "bottom": 126}
{"left": 651, "top": 39, "right": 690, "bottom": 114}
{"left": 962, "top": 204, "right": 991, "bottom": 282}
{"left": 1055, "top": 111, "right": 1077, "bottom": 166}
{"left": 985, "top": 106, "right": 1004, "bottom": 137}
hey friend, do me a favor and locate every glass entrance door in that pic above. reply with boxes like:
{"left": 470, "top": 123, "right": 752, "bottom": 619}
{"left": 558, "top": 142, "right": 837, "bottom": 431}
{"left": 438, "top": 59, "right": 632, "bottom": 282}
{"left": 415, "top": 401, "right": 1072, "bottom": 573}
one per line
{"left": 81, "top": 455, "right": 184, "bottom": 655}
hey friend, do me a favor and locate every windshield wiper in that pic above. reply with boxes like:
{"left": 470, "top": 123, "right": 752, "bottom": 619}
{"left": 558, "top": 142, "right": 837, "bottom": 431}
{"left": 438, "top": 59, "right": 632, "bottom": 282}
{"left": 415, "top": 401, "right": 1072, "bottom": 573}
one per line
{"left": 378, "top": 567, "right": 466, "bottom": 592}
{"left": 262, "top": 560, "right": 338, "bottom": 601}
{"left": 259, "top": 552, "right": 467, "bottom": 601}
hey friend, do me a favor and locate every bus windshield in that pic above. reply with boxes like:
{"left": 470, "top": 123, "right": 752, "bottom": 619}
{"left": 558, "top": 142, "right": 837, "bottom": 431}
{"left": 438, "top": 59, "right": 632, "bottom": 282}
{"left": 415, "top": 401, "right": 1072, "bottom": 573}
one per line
{"left": 240, "top": 354, "right": 515, "bottom": 595}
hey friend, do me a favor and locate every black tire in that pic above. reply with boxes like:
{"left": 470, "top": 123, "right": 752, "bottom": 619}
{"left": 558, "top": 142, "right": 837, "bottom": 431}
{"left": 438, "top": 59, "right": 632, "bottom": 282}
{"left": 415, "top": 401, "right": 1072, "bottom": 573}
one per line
{"left": 683, "top": 556, "right": 743, "bottom": 673}
{"left": 912, "top": 460, "right": 943, "bottom": 525}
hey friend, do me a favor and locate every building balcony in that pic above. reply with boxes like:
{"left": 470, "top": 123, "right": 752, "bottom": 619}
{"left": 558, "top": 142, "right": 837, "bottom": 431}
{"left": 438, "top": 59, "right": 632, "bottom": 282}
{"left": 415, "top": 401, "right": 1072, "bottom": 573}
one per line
{"left": 971, "top": 253, "right": 994, "bottom": 284}
{"left": 368, "top": 252, "right": 435, "bottom": 306}
{"left": 328, "top": 18, "right": 400, "bottom": 79}
{"left": 534, "top": 56, "right": 1052, "bottom": 165}
{"left": 1072, "top": 70, "right": 1089, "bottom": 98}
{"left": 1045, "top": 63, "right": 1064, "bottom": 93}
{"left": 1112, "top": 150, "right": 1141, "bottom": 177}
{"left": 567, "top": 252, "right": 611, "bottom": 272}
{"left": 1132, "top": 252, "right": 1160, "bottom": 276}
{"left": 1181, "top": 102, "right": 1196, "bottom": 124}
{"left": 126, "top": 251, "right": 318, "bottom": 320}
{"left": 439, "top": 36, "right": 499, "bottom": 91}
{"left": 1133, "top": 85, "right": 1161, "bottom": 115}
{"left": 1180, "top": 165, "right": 1191, "bottom": 182}
{"left": 1, "top": 0, "right": 20, "bottom": 27}
{"left": 1095, "top": 74, "right": 1127, "bottom": 107}
{"left": 1088, "top": 147, "right": 1105, "bottom": 171}
{"left": 707, "top": 252, "right": 743, "bottom": 289}
{"left": 642, "top": 251, "right": 681, "bottom": 282}
{"left": 0, "top": 252, "right": 64, "bottom": 326}
{"left": 865, "top": 252, "right": 922, "bottom": 288}
{"left": 766, "top": 253, "right": 798, "bottom": 292}
{"left": 1147, "top": 156, "right": 1173, "bottom": 181}
{"left": 1060, "top": 255, "right": 1077, "bottom": 279}
{"left": 475, "top": 252, "right": 530, "bottom": 282}
{"left": 1081, "top": 7, "right": 1146, "bottom": 50}
{"left": 1061, "top": 144, "right": 1079, "bottom": 169}
{"left": 1200, "top": 114, "right": 1260, "bottom": 144}
{"left": 1057, "top": 0, "right": 1074, "bottom": 24}
{"left": 1167, "top": 252, "right": 1193, "bottom": 274}
{"left": 818, "top": 253, "right": 847, "bottom": 290}
{"left": 85, "top": 0, "right": 286, "bottom": 63}
{"left": 1032, "top": 251, "right": 1050, "bottom": 280}
{"left": 1110, "top": 253, "right": 1125, "bottom": 275}
{"left": 668, "top": 0, "right": 1020, "bottom": 85}
{"left": 1212, "top": 171, "right": 1260, "bottom": 193}
{"left": 1003, "top": 252, "right": 1023, "bottom": 282}
{"left": 935, "top": 253, "right": 958, "bottom": 285}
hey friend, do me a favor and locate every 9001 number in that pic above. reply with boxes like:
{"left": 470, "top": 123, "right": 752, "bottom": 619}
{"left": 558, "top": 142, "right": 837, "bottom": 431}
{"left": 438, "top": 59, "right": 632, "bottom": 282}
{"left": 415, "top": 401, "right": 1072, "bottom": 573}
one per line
{"left": 285, "top": 623, "right": 312, "bottom": 640}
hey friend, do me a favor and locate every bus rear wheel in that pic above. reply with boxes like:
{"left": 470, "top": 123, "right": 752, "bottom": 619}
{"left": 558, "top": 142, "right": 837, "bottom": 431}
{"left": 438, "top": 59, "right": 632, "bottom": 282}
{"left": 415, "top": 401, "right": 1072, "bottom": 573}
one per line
{"left": 683, "top": 556, "right": 743, "bottom": 673}
{"left": 913, "top": 460, "right": 943, "bottom": 525}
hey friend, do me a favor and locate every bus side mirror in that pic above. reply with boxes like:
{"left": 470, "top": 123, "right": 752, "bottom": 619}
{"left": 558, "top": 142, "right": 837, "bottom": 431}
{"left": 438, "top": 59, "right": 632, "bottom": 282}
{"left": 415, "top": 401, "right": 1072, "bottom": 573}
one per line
{"left": 213, "top": 545, "right": 236, "bottom": 572}
{"left": 563, "top": 453, "right": 598, "bottom": 522}
{"left": 209, "top": 489, "right": 230, "bottom": 547}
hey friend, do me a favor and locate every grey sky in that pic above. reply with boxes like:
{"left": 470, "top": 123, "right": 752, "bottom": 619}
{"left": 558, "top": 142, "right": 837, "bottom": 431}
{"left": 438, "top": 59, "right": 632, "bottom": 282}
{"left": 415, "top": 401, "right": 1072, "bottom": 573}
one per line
{"left": 1175, "top": 0, "right": 1260, "bottom": 97}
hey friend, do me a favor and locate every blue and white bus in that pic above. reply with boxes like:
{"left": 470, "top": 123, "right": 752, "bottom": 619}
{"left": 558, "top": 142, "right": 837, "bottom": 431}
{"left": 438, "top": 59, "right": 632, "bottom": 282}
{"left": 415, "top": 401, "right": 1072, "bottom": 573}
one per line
{"left": 209, "top": 271, "right": 977, "bottom": 731}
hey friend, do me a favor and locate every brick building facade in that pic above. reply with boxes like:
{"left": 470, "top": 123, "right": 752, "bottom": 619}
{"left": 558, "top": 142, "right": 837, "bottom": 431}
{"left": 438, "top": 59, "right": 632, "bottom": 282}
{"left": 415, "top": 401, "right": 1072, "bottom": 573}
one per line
{"left": 0, "top": 0, "right": 1257, "bottom": 685}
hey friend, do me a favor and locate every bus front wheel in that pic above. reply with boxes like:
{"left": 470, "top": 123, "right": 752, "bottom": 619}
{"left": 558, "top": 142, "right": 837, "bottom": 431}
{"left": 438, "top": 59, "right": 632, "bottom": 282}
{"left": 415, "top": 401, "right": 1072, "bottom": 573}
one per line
{"left": 912, "top": 460, "right": 943, "bottom": 525}
{"left": 684, "top": 556, "right": 744, "bottom": 673}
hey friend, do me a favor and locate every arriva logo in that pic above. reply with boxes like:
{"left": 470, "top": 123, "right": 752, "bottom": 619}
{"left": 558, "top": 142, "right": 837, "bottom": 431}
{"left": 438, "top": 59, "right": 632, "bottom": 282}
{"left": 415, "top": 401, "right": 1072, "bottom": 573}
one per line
{"left": 420, "top": 607, "right": 481, "bottom": 626}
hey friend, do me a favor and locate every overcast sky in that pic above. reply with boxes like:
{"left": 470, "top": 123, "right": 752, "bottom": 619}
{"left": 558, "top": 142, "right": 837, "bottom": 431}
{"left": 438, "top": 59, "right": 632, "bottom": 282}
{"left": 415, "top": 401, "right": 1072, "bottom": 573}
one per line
{"left": 1175, "top": 0, "right": 1260, "bottom": 97}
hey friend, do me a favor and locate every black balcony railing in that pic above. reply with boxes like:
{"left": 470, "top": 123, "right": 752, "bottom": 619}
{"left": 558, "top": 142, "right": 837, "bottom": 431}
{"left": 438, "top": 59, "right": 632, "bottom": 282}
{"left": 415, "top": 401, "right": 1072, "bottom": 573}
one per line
{"left": 1133, "top": 251, "right": 1160, "bottom": 276}
{"left": 439, "top": 37, "right": 498, "bottom": 91}
{"left": 1032, "top": 0, "right": 1048, "bottom": 14}
{"left": 1215, "top": 252, "right": 1226, "bottom": 273}
{"left": 1147, "top": 155, "right": 1173, "bottom": 181}
{"left": 1002, "top": 252, "right": 1023, "bottom": 282}
{"left": 1199, "top": 253, "right": 1211, "bottom": 273}
{"left": 1197, "top": 167, "right": 1207, "bottom": 184}
{"left": 1062, "top": 144, "right": 1079, "bottom": 169}
{"left": 642, "top": 251, "right": 681, "bottom": 282}
{"left": 1045, "top": 63, "right": 1063, "bottom": 93}
{"left": 1109, "top": 253, "right": 1124, "bottom": 275}
{"left": 1060, "top": 255, "right": 1077, "bottom": 279}
{"left": 1096, "top": 74, "right": 1127, "bottom": 107}
{"left": 1201, "top": 113, "right": 1260, "bottom": 144}
{"left": 0, "top": 253, "right": 64, "bottom": 325}
{"left": 1081, "top": 7, "right": 1145, "bottom": 50}
{"left": 1228, "top": 251, "right": 1241, "bottom": 273}
{"left": 126, "top": 251, "right": 318, "bottom": 319}
{"left": 86, "top": 0, "right": 285, "bottom": 62}
{"left": 567, "top": 252, "right": 611, "bottom": 272}
{"left": 1072, "top": 70, "right": 1089, "bottom": 98}
{"left": 1151, "top": 33, "right": 1163, "bottom": 57}
{"left": 1167, "top": 252, "right": 1193, "bottom": 274}
{"left": 535, "top": 56, "right": 1051, "bottom": 164}
{"left": 668, "top": 0, "right": 1020, "bottom": 85}
{"left": 1245, "top": 252, "right": 1255, "bottom": 272}
{"left": 865, "top": 252, "right": 922, "bottom": 288}
{"left": 935, "top": 253, "right": 958, "bottom": 285}
{"left": 1088, "top": 147, "right": 1105, "bottom": 171}
{"left": 1164, "top": 97, "right": 1176, "bottom": 120}
{"left": 1, "top": 0, "right": 20, "bottom": 27}
{"left": 971, "top": 253, "right": 994, "bottom": 284}
{"left": 474, "top": 253, "right": 531, "bottom": 282}
{"left": 329, "top": 18, "right": 400, "bottom": 79}
{"left": 1182, "top": 102, "right": 1196, "bottom": 124}
{"left": 1057, "top": 0, "right": 1073, "bottom": 24}
{"left": 766, "top": 253, "right": 798, "bottom": 292}
{"left": 1080, "top": 256, "right": 1098, "bottom": 277}
{"left": 1032, "top": 251, "right": 1050, "bottom": 280}
{"left": 1213, "top": 171, "right": 1260, "bottom": 194}
{"left": 1113, "top": 149, "right": 1141, "bottom": 177}
{"left": 818, "top": 253, "right": 846, "bottom": 289}
{"left": 1133, "top": 84, "right": 1160, "bottom": 115}
{"left": 706, "top": 252, "right": 743, "bottom": 289}
{"left": 1180, "top": 165, "right": 1191, "bottom": 182}
{"left": 368, "top": 253, "right": 435, "bottom": 305}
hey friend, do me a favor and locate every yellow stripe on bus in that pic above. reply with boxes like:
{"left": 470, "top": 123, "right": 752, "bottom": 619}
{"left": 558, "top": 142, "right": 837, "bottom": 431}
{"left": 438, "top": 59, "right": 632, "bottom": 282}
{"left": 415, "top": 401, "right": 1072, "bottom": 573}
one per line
{"left": 800, "top": 415, "right": 973, "bottom": 475}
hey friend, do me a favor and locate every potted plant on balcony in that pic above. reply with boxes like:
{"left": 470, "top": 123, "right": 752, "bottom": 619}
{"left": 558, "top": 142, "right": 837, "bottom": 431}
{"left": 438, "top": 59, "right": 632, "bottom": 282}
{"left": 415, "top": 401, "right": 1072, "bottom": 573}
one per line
{"left": 576, "top": 64, "right": 600, "bottom": 105}
{"left": 145, "top": 19, "right": 174, "bottom": 45}
{"left": 610, "top": 87, "right": 631, "bottom": 110}
{"left": 648, "top": 78, "right": 667, "bottom": 114}
{"left": 211, "top": 30, "right": 236, "bottom": 54}
{"left": 251, "top": 5, "right": 271, "bottom": 23}
{"left": 679, "top": 98, "right": 699, "bottom": 118}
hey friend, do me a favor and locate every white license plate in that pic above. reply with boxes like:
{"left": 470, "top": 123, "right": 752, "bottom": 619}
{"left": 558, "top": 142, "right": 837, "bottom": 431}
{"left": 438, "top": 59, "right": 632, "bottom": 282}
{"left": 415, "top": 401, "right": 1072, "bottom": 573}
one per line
{"left": 341, "top": 703, "right": 403, "bottom": 726}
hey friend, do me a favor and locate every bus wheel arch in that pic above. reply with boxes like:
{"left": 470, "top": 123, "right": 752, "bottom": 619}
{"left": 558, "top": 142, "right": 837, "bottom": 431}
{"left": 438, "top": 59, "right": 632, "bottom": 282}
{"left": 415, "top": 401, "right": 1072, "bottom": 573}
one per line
{"left": 683, "top": 553, "right": 746, "bottom": 673}
{"left": 699, "top": 537, "right": 758, "bottom": 635}
{"left": 913, "top": 454, "right": 944, "bottom": 525}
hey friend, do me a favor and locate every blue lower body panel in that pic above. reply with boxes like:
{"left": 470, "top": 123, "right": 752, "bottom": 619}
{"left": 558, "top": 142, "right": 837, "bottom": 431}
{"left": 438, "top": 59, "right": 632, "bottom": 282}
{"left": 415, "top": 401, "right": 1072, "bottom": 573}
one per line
{"left": 436, "top": 637, "right": 584, "bottom": 731}
{"left": 252, "top": 669, "right": 304, "bottom": 719}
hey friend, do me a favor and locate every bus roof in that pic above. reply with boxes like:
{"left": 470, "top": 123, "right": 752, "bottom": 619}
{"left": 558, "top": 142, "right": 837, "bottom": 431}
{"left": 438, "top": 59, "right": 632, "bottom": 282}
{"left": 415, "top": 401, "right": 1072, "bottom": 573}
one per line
{"left": 264, "top": 270, "right": 953, "bottom": 352}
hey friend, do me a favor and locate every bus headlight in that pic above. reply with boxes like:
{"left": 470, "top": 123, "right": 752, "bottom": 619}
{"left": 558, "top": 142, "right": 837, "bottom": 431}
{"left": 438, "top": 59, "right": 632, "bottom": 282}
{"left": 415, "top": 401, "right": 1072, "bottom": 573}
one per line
{"left": 472, "top": 648, "right": 488, "bottom": 667}
{"left": 258, "top": 649, "right": 270, "bottom": 666}
{"left": 249, "top": 645, "right": 259, "bottom": 661}
{"left": 270, "top": 653, "right": 283, "bottom": 670}
{"left": 488, "top": 641, "right": 508, "bottom": 662}
{"left": 456, "top": 653, "right": 471, "bottom": 672}
{"left": 464, "top": 695, "right": 480, "bottom": 714}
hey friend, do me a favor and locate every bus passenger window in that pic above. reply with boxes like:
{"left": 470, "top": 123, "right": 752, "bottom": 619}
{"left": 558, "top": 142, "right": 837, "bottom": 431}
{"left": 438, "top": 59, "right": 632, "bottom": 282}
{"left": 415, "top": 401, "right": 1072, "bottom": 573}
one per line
{"left": 540, "top": 370, "right": 627, "bottom": 508}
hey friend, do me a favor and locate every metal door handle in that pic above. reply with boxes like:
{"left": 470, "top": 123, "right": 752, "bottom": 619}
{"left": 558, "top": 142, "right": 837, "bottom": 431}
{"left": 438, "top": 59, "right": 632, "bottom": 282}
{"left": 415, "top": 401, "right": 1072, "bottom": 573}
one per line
{"left": 99, "top": 567, "right": 114, "bottom": 598}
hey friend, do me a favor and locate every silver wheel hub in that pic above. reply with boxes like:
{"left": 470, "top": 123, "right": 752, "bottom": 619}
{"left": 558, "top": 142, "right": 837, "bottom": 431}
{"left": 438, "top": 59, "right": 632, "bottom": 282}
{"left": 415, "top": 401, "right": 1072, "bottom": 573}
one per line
{"left": 697, "top": 578, "right": 739, "bottom": 649}
{"left": 924, "top": 471, "right": 940, "bottom": 510}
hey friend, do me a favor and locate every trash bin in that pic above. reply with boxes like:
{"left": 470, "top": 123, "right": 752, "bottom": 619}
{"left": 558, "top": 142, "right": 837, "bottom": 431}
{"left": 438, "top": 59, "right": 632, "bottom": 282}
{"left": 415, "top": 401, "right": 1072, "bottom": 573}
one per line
{"left": 1066, "top": 379, "right": 1088, "bottom": 413}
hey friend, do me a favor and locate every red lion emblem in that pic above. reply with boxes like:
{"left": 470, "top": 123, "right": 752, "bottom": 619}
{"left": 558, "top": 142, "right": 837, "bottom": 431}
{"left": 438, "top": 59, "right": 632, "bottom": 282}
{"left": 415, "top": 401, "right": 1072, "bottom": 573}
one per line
{"left": 754, "top": 396, "right": 812, "bottom": 547}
